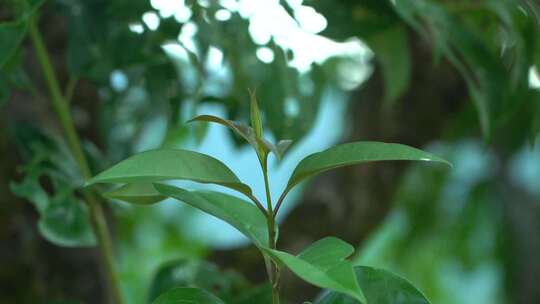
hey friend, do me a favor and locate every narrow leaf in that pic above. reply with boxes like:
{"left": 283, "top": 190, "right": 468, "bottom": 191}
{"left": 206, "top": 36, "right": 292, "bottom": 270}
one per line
{"left": 105, "top": 183, "right": 165, "bottom": 205}
{"left": 189, "top": 115, "right": 258, "bottom": 148}
{"left": 86, "top": 149, "right": 252, "bottom": 196}
{"left": 262, "top": 237, "right": 366, "bottom": 303}
{"left": 152, "top": 287, "right": 225, "bottom": 304}
{"left": 248, "top": 89, "right": 264, "bottom": 139}
{"left": 285, "top": 142, "right": 450, "bottom": 194}
{"left": 189, "top": 114, "right": 274, "bottom": 162}
{"left": 154, "top": 184, "right": 269, "bottom": 247}
{"left": 315, "top": 266, "right": 430, "bottom": 304}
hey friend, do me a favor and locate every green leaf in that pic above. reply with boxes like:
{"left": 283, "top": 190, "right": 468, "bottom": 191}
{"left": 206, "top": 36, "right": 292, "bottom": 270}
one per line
{"left": 86, "top": 149, "right": 252, "bottom": 196}
{"left": 152, "top": 287, "right": 225, "bottom": 304}
{"left": 262, "top": 237, "right": 366, "bottom": 303}
{"left": 105, "top": 183, "right": 165, "bottom": 205}
{"left": 314, "top": 266, "right": 430, "bottom": 304}
{"left": 285, "top": 142, "right": 451, "bottom": 195}
{"left": 231, "top": 284, "right": 272, "bottom": 304}
{"left": 148, "top": 259, "right": 249, "bottom": 303}
{"left": 0, "top": 21, "right": 27, "bottom": 69}
{"left": 11, "top": 172, "right": 96, "bottom": 247}
{"left": 154, "top": 184, "right": 269, "bottom": 247}
{"left": 248, "top": 89, "right": 264, "bottom": 139}
{"left": 38, "top": 192, "right": 96, "bottom": 247}
{"left": 366, "top": 25, "right": 411, "bottom": 105}
{"left": 0, "top": 0, "right": 45, "bottom": 69}
{"left": 189, "top": 115, "right": 259, "bottom": 149}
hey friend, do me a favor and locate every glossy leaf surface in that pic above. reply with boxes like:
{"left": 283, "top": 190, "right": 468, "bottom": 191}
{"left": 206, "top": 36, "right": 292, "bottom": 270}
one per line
{"left": 154, "top": 184, "right": 269, "bottom": 247}
{"left": 263, "top": 237, "right": 365, "bottom": 303}
{"left": 285, "top": 142, "right": 450, "bottom": 194}
{"left": 315, "top": 266, "right": 430, "bottom": 304}
{"left": 86, "top": 149, "right": 252, "bottom": 196}
{"left": 152, "top": 287, "right": 224, "bottom": 304}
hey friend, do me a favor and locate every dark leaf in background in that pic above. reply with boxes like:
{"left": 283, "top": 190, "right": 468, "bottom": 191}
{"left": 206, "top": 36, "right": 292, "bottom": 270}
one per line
{"left": 365, "top": 25, "right": 411, "bottom": 105}
{"left": 152, "top": 287, "right": 225, "bottom": 304}
{"left": 10, "top": 175, "right": 96, "bottom": 247}
{"left": 0, "top": 20, "right": 27, "bottom": 69}
{"left": 9, "top": 126, "right": 97, "bottom": 247}
{"left": 147, "top": 259, "right": 249, "bottom": 303}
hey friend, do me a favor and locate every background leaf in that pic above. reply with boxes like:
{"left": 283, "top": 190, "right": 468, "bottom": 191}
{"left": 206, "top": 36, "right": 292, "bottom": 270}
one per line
{"left": 0, "top": 21, "right": 27, "bottom": 69}
{"left": 11, "top": 179, "right": 96, "bottom": 247}
{"left": 152, "top": 287, "right": 225, "bottom": 304}
{"left": 147, "top": 259, "right": 249, "bottom": 303}
{"left": 366, "top": 25, "right": 411, "bottom": 105}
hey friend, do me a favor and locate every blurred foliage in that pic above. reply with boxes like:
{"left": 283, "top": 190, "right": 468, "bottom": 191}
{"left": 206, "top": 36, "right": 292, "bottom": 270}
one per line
{"left": 147, "top": 258, "right": 271, "bottom": 303}
{"left": 307, "top": 0, "right": 540, "bottom": 142}
{"left": 9, "top": 126, "right": 96, "bottom": 247}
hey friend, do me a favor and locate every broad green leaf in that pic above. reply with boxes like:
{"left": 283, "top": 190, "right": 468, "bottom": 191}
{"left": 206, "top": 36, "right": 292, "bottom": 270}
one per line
{"left": 314, "top": 266, "right": 430, "bottom": 304}
{"left": 152, "top": 287, "right": 225, "bottom": 304}
{"left": 86, "top": 149, "right": 252, "bottom": 196}
{"left": 285, "top": 142, "right": 450, "bottom": 195}
{"left": 262, "top": 237, "right": 366, "bottom": 303}
{"left": 105, "top": 183, "right": 165, "bottom": 205}
{"left": 154, "top": 184, "right": 269, "bottom": 247}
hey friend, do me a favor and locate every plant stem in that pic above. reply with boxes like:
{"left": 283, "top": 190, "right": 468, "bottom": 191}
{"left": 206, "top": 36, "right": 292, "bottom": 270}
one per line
{"left": 262, "top": 166, "right": 280, "bottom": 304}
{"left": 28, "top": 16, "right": 125, "bottom": 304}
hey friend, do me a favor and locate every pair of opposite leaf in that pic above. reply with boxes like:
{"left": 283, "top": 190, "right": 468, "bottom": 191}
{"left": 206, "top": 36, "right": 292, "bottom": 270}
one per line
{"left": 86, "top": 95, "right": 450, "bottom": 303}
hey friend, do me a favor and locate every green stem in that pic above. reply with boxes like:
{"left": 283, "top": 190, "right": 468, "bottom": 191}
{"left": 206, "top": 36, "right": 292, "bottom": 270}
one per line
{"left": 262, "top": 166, "right": 280, "bottom": 304}
{"left": 28, "top": 16, "right": 125, "bottom": 304}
